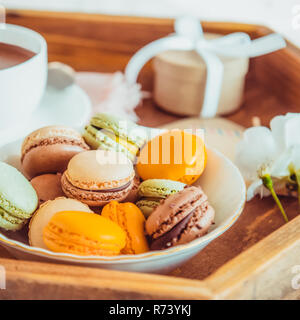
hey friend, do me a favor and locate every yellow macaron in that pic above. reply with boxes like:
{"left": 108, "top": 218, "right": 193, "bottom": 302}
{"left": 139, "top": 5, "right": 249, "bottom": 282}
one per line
{"left": 136, "top": 130, "right": 206, "bottom": 184}
{"left": 102, "top": 201, "right": 149, "bottom": 254}
{"left": 43, "top": 210, "right": 126, "bottom": 256}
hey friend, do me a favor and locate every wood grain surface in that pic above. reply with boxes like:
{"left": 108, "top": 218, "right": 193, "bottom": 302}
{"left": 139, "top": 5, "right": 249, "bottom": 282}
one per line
{"left": 1, "top": 10, "right": 300, "bottom": 299}
{"left": 0, "top": 258, "right": 213, "bottom": 300}
{"left": 206, "top": 214, "right": 300, "bottom": 300}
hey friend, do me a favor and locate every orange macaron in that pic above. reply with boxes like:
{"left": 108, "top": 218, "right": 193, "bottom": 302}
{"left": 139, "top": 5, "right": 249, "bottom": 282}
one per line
{"left": 136, "top": 130, "right": 206, "bottom": 184}
{"left": 102, "top": 201, "right": 149, "bottom": 254}
{"left": 43, "top": 210, "right": 126, "bottom": 256}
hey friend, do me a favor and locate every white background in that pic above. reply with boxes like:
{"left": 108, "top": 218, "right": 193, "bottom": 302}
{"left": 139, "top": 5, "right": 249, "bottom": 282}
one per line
{"left": 1, "top": 0, "right": 300, "bottom": 46}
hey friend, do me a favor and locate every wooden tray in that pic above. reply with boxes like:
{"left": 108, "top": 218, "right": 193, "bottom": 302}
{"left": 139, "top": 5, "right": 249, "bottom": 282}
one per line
{"left": 1, "top": 10, "right": 300, "bottom": 300}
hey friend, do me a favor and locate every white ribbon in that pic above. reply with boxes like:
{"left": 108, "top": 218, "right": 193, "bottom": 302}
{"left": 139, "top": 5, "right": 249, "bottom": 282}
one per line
{"left": 125, "top": 16, "right": 286, "bottom": 118}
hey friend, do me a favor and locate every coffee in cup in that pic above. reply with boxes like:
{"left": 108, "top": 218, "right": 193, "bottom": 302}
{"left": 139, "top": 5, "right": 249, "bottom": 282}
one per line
{"left": 0, "top": 24, "right": 47, "bottom": 130}
{"left": 0, "top": 42, "right": 35, "bottom": 70}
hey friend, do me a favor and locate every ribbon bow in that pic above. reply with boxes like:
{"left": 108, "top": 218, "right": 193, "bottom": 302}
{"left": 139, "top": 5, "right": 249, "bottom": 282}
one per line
{"left": 125, "top": 16, "right": 286, "bottom": 118}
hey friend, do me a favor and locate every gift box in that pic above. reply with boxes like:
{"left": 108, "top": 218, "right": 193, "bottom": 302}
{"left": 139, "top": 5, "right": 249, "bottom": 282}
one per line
{"left": 125, "top": 17, "right": 286, "bottom": 119}
{"left": 153, "top": 35, "right": 249, "bottom": 116}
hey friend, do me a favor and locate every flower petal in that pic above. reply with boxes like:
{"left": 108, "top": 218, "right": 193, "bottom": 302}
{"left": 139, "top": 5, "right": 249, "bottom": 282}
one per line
{"left": 236, "top": 126, "right": 277, "bottom": 180}
{"left": 270, "top": 115, "right": 286, "bottom": 151}
{"left": 270, "top": 113, "right": 300, "bottom": 151}
{"left": 271, "top": 150, "right": 291, "bottom": 178}
{"left": 284, "top": 117, "right": 300, "bottom": 149}
{"left": 291, "top": 146, "right": 300, "bottom": 171}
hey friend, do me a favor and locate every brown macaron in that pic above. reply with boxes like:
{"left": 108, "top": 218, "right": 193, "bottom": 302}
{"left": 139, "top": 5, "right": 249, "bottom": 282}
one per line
{"left": 61, "top": 150, "right": 135, "bottom": 206}
{"left": 145, "top": 185, "right": 215, "bottom": 250}
{"left": 21, "top": 126, "right": 89, "bottom": 179}
{"left": 122, "top": 174, "right": 140, "bottom": 203}
{"left": 30, "top": 173, "right": 65, "bottom": 205}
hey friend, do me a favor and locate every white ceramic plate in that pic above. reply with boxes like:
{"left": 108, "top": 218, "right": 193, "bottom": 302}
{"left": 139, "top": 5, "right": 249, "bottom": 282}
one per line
{"left": 0, "top": 84, "right": 91, "bottom": 147}
{"left": 0, "top": 139, "right": 245, "bottom": 274}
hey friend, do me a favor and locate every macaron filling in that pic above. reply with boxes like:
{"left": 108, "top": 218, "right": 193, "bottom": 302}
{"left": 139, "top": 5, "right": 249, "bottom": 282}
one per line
{"left": 145, "top": 186, "right": 215, "bottom": 250}
{"left": 89, "top": 113, "right": 146, "bottom": 147}
{"left": 64, "top": 167, "right": 135, "bottom": 190}
{"left": 150, "top": 209, "right": 194, "bottom": 250}
{"left": 21, "top": 136, "right": 89, "bottom": 161}
{"left": 84, "top": 125, "right": 138, "bottom": 160}
{"left": 150, "top": 201, "right": 213, "bottom": 250}
{"left": 65, "top": 176, "right": 132, "bottom": 193}
{"left": 61, "top": 172, "right": 134, "bottom": 204}
{"left": 84, "top": 126, "right": 132, "bottom": 152}
{"left": 102, "top": 129, "right": 139, "bottom": 156}
{"left": 151, "top": 192, "right": 206, "bottom": 239}
{"left": 21, "top": 126, "right": 89, "bottom": 156}
{"left": 23, "top": 136, "right": 88, "bottom": 153}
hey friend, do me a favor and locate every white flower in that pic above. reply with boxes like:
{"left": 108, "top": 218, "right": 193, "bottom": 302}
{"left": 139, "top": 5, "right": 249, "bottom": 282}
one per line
{"left": 291, "top": 147, "right": 300, "bottom": 172}
{"left": 270, "top": 113, "right": 300, "bottom": 177}
{"left": 289, "top": 145, "right": 300, "bottom": 192}
{"left": 270, "top": 113, "right": 300, "bottom": 151}
{"left": 235, "top": 126, "right": 279, "bottom": 201}
{"left": 236, "top": 113, "right": 300, "bottom": 202}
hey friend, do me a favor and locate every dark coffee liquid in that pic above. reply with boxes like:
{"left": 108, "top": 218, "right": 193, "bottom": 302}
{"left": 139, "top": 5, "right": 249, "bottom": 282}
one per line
{"left": 0, "top": 42, "right": 35, "bottom": 70}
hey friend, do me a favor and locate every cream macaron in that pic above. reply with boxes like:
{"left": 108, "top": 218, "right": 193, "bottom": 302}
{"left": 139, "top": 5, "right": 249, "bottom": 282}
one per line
{"left": 29, "top": 197, "right": 93, "bottom": 249}
{"left": 61, "top": 150, "right": 136, "bottom": 206}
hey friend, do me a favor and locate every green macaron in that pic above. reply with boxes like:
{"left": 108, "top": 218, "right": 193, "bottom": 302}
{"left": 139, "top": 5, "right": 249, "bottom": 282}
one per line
{"left": 0, "top": 162, "right": 38, "bottom": 231}
{"left": 136, "top": 179, "right": 186, "bottom": 217}
{"left": 83, "top": 113, "right": 147, "bottom": 160}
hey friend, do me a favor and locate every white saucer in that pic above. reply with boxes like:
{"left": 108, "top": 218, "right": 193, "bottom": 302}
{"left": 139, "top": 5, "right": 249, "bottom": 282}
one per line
{"left": 0, "top": 83, "right": 92, "bottom": 146}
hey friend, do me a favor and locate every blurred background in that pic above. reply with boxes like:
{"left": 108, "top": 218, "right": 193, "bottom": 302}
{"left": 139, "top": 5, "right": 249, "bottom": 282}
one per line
{"left": 2, "top": 0, "right": 300, "bottom": 46}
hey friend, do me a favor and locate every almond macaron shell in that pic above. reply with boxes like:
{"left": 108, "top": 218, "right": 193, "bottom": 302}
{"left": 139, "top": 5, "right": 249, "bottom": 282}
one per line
{"left": 65, "top": 150, "right": 135, "bottom": 190}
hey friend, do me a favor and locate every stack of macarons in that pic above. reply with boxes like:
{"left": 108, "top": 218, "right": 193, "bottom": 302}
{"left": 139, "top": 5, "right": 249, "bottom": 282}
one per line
{"left": 0, "top": 112, "right": 215, "bottom": 256}
{"left": 136, "top": 179, "right": 186, "bottom": 217}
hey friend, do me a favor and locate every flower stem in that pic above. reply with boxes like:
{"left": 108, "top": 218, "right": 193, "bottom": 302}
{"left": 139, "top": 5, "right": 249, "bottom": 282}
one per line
{"left": 262, "top": 174, "right": 289, "bottom": 223}
{"left": 295, "top": 170, "right": 300, "bottom": 210}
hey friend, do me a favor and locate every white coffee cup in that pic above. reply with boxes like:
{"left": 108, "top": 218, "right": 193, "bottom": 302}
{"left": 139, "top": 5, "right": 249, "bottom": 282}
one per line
{"left": 0, "top": 24, "right": 47, "bottom": 129}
